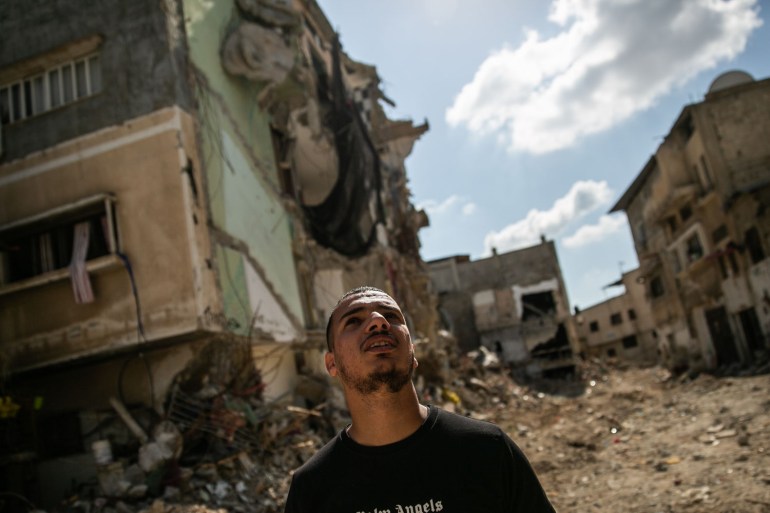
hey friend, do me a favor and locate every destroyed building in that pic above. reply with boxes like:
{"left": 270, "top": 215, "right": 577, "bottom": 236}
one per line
{"left": 427, "top": 240, "right": 578, "bottom": 378}
{"left": 573, "top": 267, "right": 658, "bottom": 364}
{"left": 610, "top": 71, "right": 770, "bottom": 372}
{"left": 0, "top": 0, "right": 435, "bottom": 506}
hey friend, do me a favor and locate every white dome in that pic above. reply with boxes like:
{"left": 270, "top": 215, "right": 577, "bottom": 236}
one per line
{"left": 708, "top": 70, "right": 755, "bottom": 93}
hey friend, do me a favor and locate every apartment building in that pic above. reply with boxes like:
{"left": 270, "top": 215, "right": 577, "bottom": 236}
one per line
{"left": 610, "top": 71, "right": 770, "bottom": 371}
{"left": 428, "top": 239, "right": 578, "bottom": 378}
{"left": 0, "top": 0, "right": 433, "bottom": 500}
{"left": 574, "top": 268, "right": 658, "bottom": 364}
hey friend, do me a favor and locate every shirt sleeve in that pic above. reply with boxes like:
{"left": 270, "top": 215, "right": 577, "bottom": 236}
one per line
{"left": 500, "top": 431, "right": 557, "bottom": 513}
{"left": 283, "top": 474, "right": 303, "bottom": 513}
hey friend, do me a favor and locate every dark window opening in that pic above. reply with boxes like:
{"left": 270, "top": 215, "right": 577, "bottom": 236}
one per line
{"left": 680, "top": 115, "right": 695, "bottom": 140}
{"left": 530, "top": 324, "right": 572, "bottom": 361}
{"left": 270, "top": 127, "right": 295, "bottom": 197}
{"left": 679, "top": 205, "right": 692, "bottom": 222}
{"left": 0, "top": 197, "right": 117, "bottom": 285}
{"left": 745, "top": 227, "right": 765, "bottom": 264}
{"left": 628, "top": 308, "right": 636, "bottom": 320}
{"left": 610, "top": 312, "right": 622, "bottom": 325}
{"left": 521, "top": 291, "right": 556, "bottom": 321}
{"left": 589, "top": 321, "right": 599, "bottom": 332}
{"left": 650, "top": 276, "right": 664, "bottom": 298}
{"left": 686, "top": 233, "right": 703, "bottom": 263}
{"left": 622, "top": 335, "right": 638, "bottom": 349}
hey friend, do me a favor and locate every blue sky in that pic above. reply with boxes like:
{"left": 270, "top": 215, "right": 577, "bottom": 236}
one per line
{"left": 317, "top": 0, "right": 770, "bottom": 310}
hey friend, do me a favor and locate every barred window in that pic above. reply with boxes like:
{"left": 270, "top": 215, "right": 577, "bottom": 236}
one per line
{"left": 0, "top": 53, "right": 101, "bottom": 125}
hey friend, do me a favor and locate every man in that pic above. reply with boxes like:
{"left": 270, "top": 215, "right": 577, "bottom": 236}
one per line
{"left": 285, "top": 286, "right": 555, "bottom": 513}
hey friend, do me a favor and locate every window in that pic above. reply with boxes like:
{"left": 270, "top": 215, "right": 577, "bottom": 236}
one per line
{"left": 628, "top": 309, "right": 636, "bottom": 320}
{"left": 745, "top": 227, "right": 765, "bottom": 264}
{"left": 685, "top": 233, "right": 703, "bottom": 263}
{"left": 610, "top": 313, "right": 622, "bottom": 325}
{"left": 0, "top": 195, "right": 117, "bottom": 286}
{"left": 650, "top": 276, "right": 664, "bottom": 298}
{"left": 589, "top": 321, "right": 599, "bottom": 332}
{"left": 622, "top": 335, "right": 638, "bottom": 349}
{"left": 0, "top": 53, "right": 101, "bottom": 125}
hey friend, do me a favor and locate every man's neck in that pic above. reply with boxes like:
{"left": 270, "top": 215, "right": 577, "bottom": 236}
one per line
{"left": 344, "top": 385, "right": 429, "bottom": 446}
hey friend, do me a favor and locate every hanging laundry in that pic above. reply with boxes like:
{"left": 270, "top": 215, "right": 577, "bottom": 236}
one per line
{"left": 69, "top": 221, "right": 95, "bottom": 303}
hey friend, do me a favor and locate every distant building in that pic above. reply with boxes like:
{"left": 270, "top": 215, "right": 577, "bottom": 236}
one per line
{"left": 428, "top": 240, "right": 578, "bottom": 378}
{"left": 611, "top": 71, "right": 770, "bottom": 371}
{"left": 574, "top": 268, "right": 657, "bottom": 364}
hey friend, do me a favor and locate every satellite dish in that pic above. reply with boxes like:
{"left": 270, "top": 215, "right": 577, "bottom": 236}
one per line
{"left": 708, "top": 70, "right": 754, "bottom": 93}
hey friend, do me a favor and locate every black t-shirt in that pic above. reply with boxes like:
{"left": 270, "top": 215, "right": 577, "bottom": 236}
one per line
{"left": 285, "top": 405, "right": 555, "bottom": 513}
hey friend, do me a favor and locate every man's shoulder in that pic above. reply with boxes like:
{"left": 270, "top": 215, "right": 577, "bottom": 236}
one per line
{"left": 432, "top": 406, "right": 510, "bottom": 446}
{"left": 290, "top": 431, "right": 344, "bottom": 480}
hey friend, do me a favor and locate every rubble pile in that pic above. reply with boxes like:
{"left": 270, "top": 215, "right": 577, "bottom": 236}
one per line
{"left": 57, "top": 340, "right": 333, "bottom": 513}
{"left": 36, "top": 336, "right": 770, "bottom": 513}
{"left": 494, "top": 359, "right": 770, "bottom": 513}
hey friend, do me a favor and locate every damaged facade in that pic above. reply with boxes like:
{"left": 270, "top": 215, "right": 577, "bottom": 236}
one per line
{"left": 427, "top": 240, "right": 578, "bottom": 378}
{"left": 610, "top": 71, "right": 770, "bottom": 372}
{"left": 574, "top": 268, "right": 658, "bottom": 364}
{"left": 0, "top": 0, "right": 434, "bottom": 506}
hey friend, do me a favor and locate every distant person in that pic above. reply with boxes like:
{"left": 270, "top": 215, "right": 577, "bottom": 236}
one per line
{"left": 284, "top": 286, "right": 555, "bottom": 513}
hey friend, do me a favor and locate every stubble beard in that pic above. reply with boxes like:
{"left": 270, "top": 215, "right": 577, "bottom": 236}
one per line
{"left": 338, "top": 349, "right": 416, "bottom": 395}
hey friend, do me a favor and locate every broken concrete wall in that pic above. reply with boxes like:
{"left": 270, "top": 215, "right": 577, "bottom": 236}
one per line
{"left": 428, "top": 241, "right": 576, "bottom": 375}
{"left": 0, "top": 0, "right": 193, "bottom": 162}
{"left": 182, "top": 0, "right": 306, "bottom": 345}
{"left": 0, "top": 108, "right": 217, "bottom": 373}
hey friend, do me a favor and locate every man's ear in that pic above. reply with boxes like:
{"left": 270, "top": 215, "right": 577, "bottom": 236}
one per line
{"left": 324, "top": 351, "right": 338, "bottom": 377}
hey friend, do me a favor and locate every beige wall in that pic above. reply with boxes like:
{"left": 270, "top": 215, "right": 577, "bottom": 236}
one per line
{"left": 0, "top": 108, "right": 219, "bottom": 371}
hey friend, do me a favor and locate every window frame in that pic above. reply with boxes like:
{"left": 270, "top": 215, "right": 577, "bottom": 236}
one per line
{"left": 0, "top": 52, "right": 101, "bottom": 125}
{"left": 0, "top": 194, "right": 119, "bottom": 295}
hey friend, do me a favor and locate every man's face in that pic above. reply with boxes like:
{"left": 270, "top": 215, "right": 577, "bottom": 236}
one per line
{"left": 325, "top": 291, "right": 417, "bottom": 395}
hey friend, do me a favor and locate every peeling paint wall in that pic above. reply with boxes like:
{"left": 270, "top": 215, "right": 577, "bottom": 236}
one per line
{"left": 183, "top": 0, "right": 306, "bottom": 339}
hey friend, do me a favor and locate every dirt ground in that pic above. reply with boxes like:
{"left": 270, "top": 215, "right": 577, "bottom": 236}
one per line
{"left": 481, "top": 363, "right": 770, "bottom": 513}
{"left": 55, "top": 358, "right": 769, "bottom": 513}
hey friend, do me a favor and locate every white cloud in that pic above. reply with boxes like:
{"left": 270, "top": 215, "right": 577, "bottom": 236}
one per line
{"left": 483, "top": 180, "right": 612, "bottom": 253}
{"left": 446, "top": 0, "right": 762, "bottom": 154}
{"left": 563, "top": 214, "right": 628, "bottom": 248}
{"left": 420, "top": 195, "right": 476, "bottom": 217}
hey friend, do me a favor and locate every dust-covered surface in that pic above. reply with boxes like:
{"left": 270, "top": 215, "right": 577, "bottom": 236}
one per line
{"left": 31, "top": 352, "right": 769, "bottom": 513}
{"left": 486, "top": 363, "right": 770, "bottom": 513}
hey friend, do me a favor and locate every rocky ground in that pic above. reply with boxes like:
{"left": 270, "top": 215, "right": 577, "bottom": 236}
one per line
{"left": 49, "top": 352, "right": 770, "bottom": 513}
{"left": 486, "top": 362, "right": 770, "bottom": 513}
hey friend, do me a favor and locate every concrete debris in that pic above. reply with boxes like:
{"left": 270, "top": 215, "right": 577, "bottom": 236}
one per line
{"left": 222, "top": 22, "right": 295, "bottom": 84}
{"left": 19, "top": 346, "right": 770, "bottom": 513}
{"left": 235, "top": 0, "right": 300, "bottom": 28}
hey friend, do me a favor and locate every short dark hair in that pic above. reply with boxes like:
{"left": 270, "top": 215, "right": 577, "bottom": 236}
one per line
{"left": 325, "top": 286, "right": 389, "bottom": 351}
